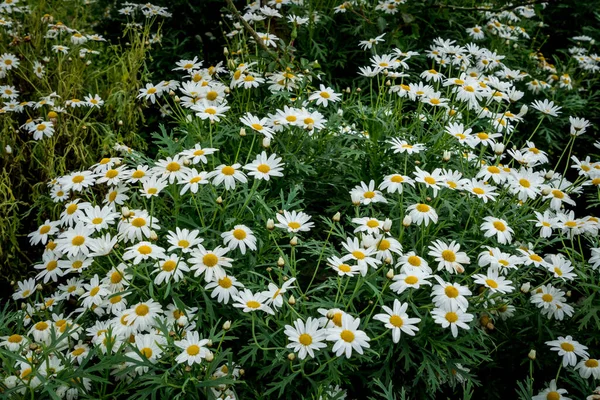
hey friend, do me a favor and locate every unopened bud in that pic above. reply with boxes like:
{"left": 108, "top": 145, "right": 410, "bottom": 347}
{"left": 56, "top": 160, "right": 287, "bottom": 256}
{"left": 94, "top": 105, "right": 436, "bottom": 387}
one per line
{"left": 183, "top": 158, "right": 191, "bottom": 166}
{"left": 494, "top": 143, "right": 505, "bottom": 155}
{"left": 205, "top": 351, "right": 214, "bottom": 362}
{"left": 333, "top": 212, "right": 341, "bottom": 222}
{"left": 288, "top": 295, "right": 296, "bottom": 305}
{"left": 267, "top": 218, "right": 275, "bottom": 230}
{"left": 455, "top": 265, "right": 465, "bottom": 273}
{"left": 326, "top": 310, "right": 335, "bottom": 319}
{"left": 223, "top": 47, "right": 229, "bottom": 56}
{"left": 486, "top": 322, "right": 495, "bottom": 330}
{"left": 356, "top": 87, "right": 361, "bottom": 92}
{"left": 384, "top": 257, "right": 392, "bottom": 265}
{"left": 216, "top": 196, "right": 223, "bottom": 204}
{"left": 277, "top": 257, "right": 285, "bottom": 267}
{"left": 442, "top": 150, "right": 451, "bottom": 161}
{"left": 566, "top": 290, "right": 571, "bottom": 297}
{"left": 290, "top": 236, "right": 298, "bottom": 246}
{"left": 223, "top": 320, "right": 231, "bottom": 331}
{"left": 544, "top": 170, "right": 554, "bottom": 180}
{"left": 118, "top": 120, "right": 123, "bottom": 126}
{"left": 5, "top": 145, "right": 12, "bottom": 154}
{"left": 528, "top": 349, "right": 536, "bottom": 360}
{"left": 287, "top": 353, "right": 296, "bottom": 361}
{"left": 345, "top": 87, "right": 351, "bottom": 93}
{"left": 403, "top": 215, "right": 412, "bottom": 226}
{"left": 168, "top": 90, "right": 175, "bottom": 96}
{"left": 414, "top": 160, "right": 421, "bottom": 165}
{"left": 266, "top": 267, "right": 272, "bottom": 272}
{"left": 518, "top": 104, "right": 528, "bottom": 117}
{"left": 149, "top": 230, "right": 158, "bottom": 241}
{"left": 520, "top": 282, "right": 531, "bottom": 293}
{"left": 306, "top": 123, "right": 314, "bottom": 131}
{"left": 383, "top": 218, "right": 392, "bottom": 232}
{"left": 262, "top": 137, "right": 271, "bottom": 148}
{"left": 239, "top": 369, "right": 245, "bottom": 376}
{"left": 174, "top": 96, "right": 180, "bottom": 103}
{"left": 177, "top": 316, "right": 188, "bottom": 327}
{"left": 386, "top": 269, "right": 395, "bottom": 279}
{"left": 36, "top": 284, "right": 43, "bottom": 291}
{"left": 240, "top": 128, "right": 246, "bottom": 137}
{"left": 541, "top": 188, "right": 551, "bottom": 196}
{"left": 351, "top": 192, "right": 361, "bottom": 206}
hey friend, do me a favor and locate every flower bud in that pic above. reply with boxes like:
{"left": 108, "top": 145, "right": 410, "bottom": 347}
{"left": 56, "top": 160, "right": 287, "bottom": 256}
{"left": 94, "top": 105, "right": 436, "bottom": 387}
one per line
{"left": 118, "top": 120, "right": 123, "bottom": 126}
{"left": 288, "top": 295, "right": 296, "bottom": 305}
{"left": 442, "top": 150, "right": 451, "bottom": 161}
{"left": 351, "top": 192, "right": 361, "bottom": 206}
{"left": 277, "top": 257, "right": 285, "bottom": 267}
{"left": 544, "top": 170, "right": 554, "bottom": 180}
{"left": 266, "top": 267, "right": 272, "bottom": 272}
{"left": 223, "top": 47, "right": 229, "bottom": 56}
{"left": 216, "top": 196, "right": 223, "bottom": 204}
{"left": 262, "top": 137, "right": 271, "bottom": 148}
{"left": 205, "top": 351, "right": 214, "bottom": 362}
{"left": 384, "top": 257, "right": 392, "bottom": 265}
{"left": 528, "top": 349, "right": 536, "bottom": 360}
{"left": 306, "top": 123, "right": 314, "bottom": 131}
{"left": 486, "top": 322, "right": 495, "bottom": 330}
{"left": 455, "top": 265, "right": 465, "bottom": 274}
{"left": 383, "top": 218, "right": 392, "bottom": 232}
{"left": 520, "top": 282, "right": 531, "bottom": 293}
{"left": 541, "top": 188, "right": 551, "bottom": 196}
{"left": 290, "top": 236, "right": 298, "bottom": 246}
{"left": 177, "top": 315, "right": 188, "bottom": 327}
{"left": 36, "top": 284, "right": 43, "bottom": 291}
{"left": 5, "top": 145, "right": 12, "bottom": 154}
{"left": 414, "top": 160, "right": 421, "bottom": 165}
{"left": 493, "top": 143, "right": 505, "bottom": 155}
{"left": 174, "top": 96, "right": 180, "bottom": 103}
{"left": 149, "top": 230, "right": 158, "bottom": 241}
{"left": 519, "top": 104, "right": 528, "bottom": 117}
{"left": 267, "top": 219, "right": 275, "bottom": 230}
{"left": 333, "top": 212, "right": 341, "bottom": 222}
{"left": 240, "top": 128, "right": 246, "bottom": 137}
{"left": 386, "top": 269, "right": 395, "bottom": 279}
{"left": 287, "top": 353, "right": 296, "bottom": 361}
{"left": 48, "top": 111, "right": 58, "bottom": 119}
{"left": 356, "top": 87, "right": 361, "bottom": 92}
{"left": 183, "top": 158, "right": 191, "bottom": 166}
{"left": 168, "top": 90, "right": 175, "bottom": 96}
{"left": 402, "top": 215, "right": 412, "bottom": 227}
{"left": 345, "top": 87, "right": 351, "bottom": 94}
{"left": 223, "top": 320, "right": 231, "bottom": 331}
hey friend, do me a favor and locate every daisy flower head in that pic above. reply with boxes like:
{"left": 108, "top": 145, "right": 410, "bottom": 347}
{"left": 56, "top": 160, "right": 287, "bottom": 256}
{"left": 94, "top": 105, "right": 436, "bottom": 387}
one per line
{"left": 546, "top": 336, "right": 589, "bottom": 367}
{"left": 240, "top": 112, "right": 275, "bottom": 139}
{"left": 262, "top": 278, "right": 296, "bottom": 309}
{"left": 473, "top": 268, "right": 514, "bottom": 294}
{"left": 373, "top": 299, "right": 421, "bottom": 343}
{"left": 431, "top": 277, "right": 472, "bottom": 311}
{"left": 55, "top": 223, "right": 96, "bottom": 258}
{"left": 118, "top": 210, "right": 160, "bottom": 243}
{"left": 284, "top": 317, "right": 327, "bottom": 360}
{"left": 79, "top": 275, "right": 109, "bottom": 309}
{"left": 431, "top": 304, "right": 474, "bottom": 338}
{"left": 308, "top": 84, "right": 342, "bottom": 107}
{"left": 174, "top": 331, "right": 210, "bottom": 366}
{"left": 12, "top": 278, "right": 37, "bottom": 300}
{"left": 428, "top": 240, "right": 470, "bottom": 274}
{"left": 407, "top": 203, "right": 438, "bottom": 226}
{"left": 208, "top": 164, "right": 247, "bottom": 190}
{"left": 340, "top": 236, "right": 382, "bottom": 274}
{"left": 414, "top": 167, "right": 444, "bottom": 197}
{"left": 232, "top": 289, "right": 274, "bottom": 315}
{"left": 189, "top": 246, "right": 233, "bottom": 282}
{"left": 275, "top": 210, "right": 314, "bottom": 233}
{"left": 123, "top": 241, "right": 166, "bottom": 265}
{"left": 388, "top": 138, "right": 426, "bottom": 154}
{"left": 205, "top": 274, "right": 244, "bottom": 304}
{"left": 152, "top": 156, "right": 190, "bottom": 184}
{"left": 178, "top": 169, "right": 209, "bottom": 195}
{"left": 28, "top": 220, "right": 60, "bottom": 246}
{"left": 243, "top": 151, "right": 284, "bottom": 181}
{"left": 389, "top": 269, "right": 432, "bottom": 294}
{"left": 480, "top": 216, "right": 514, "bottom": 244}
{"left": 154, "top": 255, "right": 189, "bottom": 285}
{"left": 125, "top": 299, "right": 164, "bottom": 332}
{"left": 180, "top": 144, "right": 218, "bottom": 165}
{"left": 326, "top": 314, "right": 370, "bottom": 358}
{"left": 531, "top": 379, "right": 571, "bottom": 400}
{"left": 531, "top": 98, "right": 562, "bottom": 117}
{"left": 327, "top": 256, "right": 360, "bottom": 277}
{"left": 545, "top": 254, "right": 576, "bottom": 281}
{"left": 397, "top": 251, "right": 432, "bottom": 274}
{"left": 59, "top": 170, "right": 96, "bottom": 193}
{"left": 351, "top": 217, "right": 384, "bottom": 235}
{"left": 379, "top": 173, "right": 415, "bottom": 194}
{"left": 129, "top": 333, "right": 165, "bottom": 374}
{"left": 350, "top": 180, "right": 387, "bottom": 205}
{"left": 140, "top": 175, "right": 169, "bottom": 198}
{"left": 221, "top": 225, "right": 257, "bottom": 254}
{"left": 463, "top": 179, "right": 498, "bottom": 203}
{"left": 574, "top": 357, "right": 600, "bottom": 379}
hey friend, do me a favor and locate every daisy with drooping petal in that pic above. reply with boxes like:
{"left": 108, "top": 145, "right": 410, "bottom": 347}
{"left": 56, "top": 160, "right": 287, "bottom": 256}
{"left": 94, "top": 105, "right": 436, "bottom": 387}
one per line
{"left": 174, "top": 331, "right": 210, "bottom": 366}
{"left": 205, "top": 274, "right": 244, "bottom": 304}
{"left": 275, "top": 210, "right": 314, "bottom": 233}
{"left": 12, "top": 278, "right": 37, "bottom": 300}
{"left": 178, "top": 169, "right": 209, "bottom": 195}
{"left": 545, "top": 254, "right": 577, "bottom": 281}
{"left": 232, "top": 289, "right": 274, "bottom": 315}
{"left": 390, "top": 269, "right": 432, "bottom": 294}
{"left": 243, "top": 151, "right": 284, "bottom": 181}
{"left": 480, "top": 216, "right": 514, "bottom": 244}
{"left": 350, "top": 180, "right": 387, "bottom": 205}
{"left": 531, "top": 98, "right": 562, "bottom": 117}
{"left": 28, "top": 220, "right": 60, "bottom": 246}
{"left": 473, "top": 268, "right": 514, "bottom": 294}
{"left": 414, "top": 167, "right": 444, "bottom": 197}
{"left": 208, "top": 164, "right": 247, "bottom": 190}
{"left": 284, "top": 317, "right": 327, "bottom": 360}
{"left": 407, "top": 203, "right": 438, "bottom": 226}
{"left": 308, "top": 84, "right": 342, "bottom": 107}
{"left": 153, "top": 156, "right": 190, "bottom": 184}
{"left": 373, "top": 299, "right": 421, "bottom": 343}
{"left": 531, "top": 379, "right": 570, "bottom": 400}
{"left": 574, "top": 357, "right": 600, "bottom": 379}
{"left": 546, "top": 336, "right": 589, "bottom": 367}
{"left": 427, "top": 240, "right": 470, "bottom": 274}
{"left": 80, "top": 205, "right": 120, "bottom": 232}
{"left": 388, "top": 138, "right": 426, "bottom": 155}
{"left": 140, "top": 175, "right": 169, "bottom": 198}
{"left": 189, "top": 246, "right": 233, "bottom": 282}
{"left": 166, "top": 227, "right": 204, "bottom": 253}
{"left": 123, "top": 242, "right": 166, "bottom": 265}
{"left": 326, "top": 314, "right": 370, "bottom": 358}
{"left": 431, "top": 304, "right": 474, "bottom": 338}
{"left": 125, "top": 300, "right": 164, "bottom": 332}
{"left": 154, "top": 255, "right": 189, "bottom": 285}
{"left": 221, "top": 225, "right": 257, "bottom": 254}
{"left": 240, "top": 113, "right": 275, "bottom": 139}
{"left": 34, "top": 253, "right": 63, "bottom": 283}
{"left": 118, "top": 210, "right": 160, "bottom": 243}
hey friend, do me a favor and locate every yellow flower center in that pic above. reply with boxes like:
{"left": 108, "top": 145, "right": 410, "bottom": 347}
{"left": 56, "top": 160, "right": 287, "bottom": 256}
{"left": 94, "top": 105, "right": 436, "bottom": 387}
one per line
{"left": 92, "top": 217, "right": 103, "bottom": 225}
{"left": 162, "top": 260, "right": 176, "bottom": 272}
{"left": 72, "top": 347, "right": 85, "bottom": 356}
{"left": 132, "top": 170, "right": 145, "bottom": 179}
{"left": 416, "top": 204, "right": 430, "bottom": 212}
{"left": 445, "top": 286, "right": 459, "bottom": 298}
{"left": 218, "top": 276, "right": 232, "bottom": 288}
{"left": 8, "top": 334, "right": 22, "bottom": 343}
{"left": 71, "top": 236, "right": 85, "bottom": 246}
{"left": 35, "top": 321, "right": 49, "bottom": 330}
{"left": 560, "top": 342, "right": 575, "bottom": 352}
{"left": 106, "top": 169, "right": 119, "bottom": 179}
{"left": 246, "top": 300, "right": 261, "bottom": 309}
{"left": 441, "top": 250, "right": 456, "bottom": 262}
{"left": 138, "top": 245, "right": 152, "bottom": 255}
{"left": 320, "top": 91, "right": 331, "bottom": 99}
{"left": 366, "top": 220, "right": 379, "bottom": 228}
{"left": 472, "top": 187, "right": 485, "bottom": 195}
{"left": 585, "top": 359, "right": 599, "bottom": 368}
{"left": 542, "top": 294, "right": 553, "bottom": 302}
{"left": 46, "top": 260, "right": 58, "bottom": 271}
{"left": 424, "top": 176, "right": 436, "bottom": 185}
{"left": 257, "top": 164, "right": 271, "bottom": 173}
{"left": 405, "top": 276, "right": 418, "bottom": 284}
{"left": 363, "top": 191, "right": 375, "bottom": 199}
{"left": 529, "top": 254, "right": 542, "bottom": 262}
{"left": 378, "top": 239, "right": 390, "bottom": 251}
{"left": 445, "top": 312, "right": 458, "bottom": 323}
{"left": 233, "top": 229, "right": 247, "bottom": 240}
{"left": 519, "top": 179, "right": 531, "bottom": 188}
{"left": 407, "top": 256, "right": 421, "bottom": 266}
{"left": 222, "top": 166, "right": 235, "bottom": 175}
{"left": 166, "top": 162, "right": 180, "bottom": 172}
{"left": 551, "top": 189, "right": 564, "bottom": 199}
{"left": 493, "top": 221, "right": 506, "bottom": 231}
{"left": 390, "top": 175, "right": 404, "bottom": 183}
{"left": 135, "top": 304, "right": 150, "bottom": 316}
{"left": 389, "top": 315, "right": 404, "bottom": 328}
{"left": 147, "top": 88, "right": 156, "bottom": 94}
{"left": 187, "top": 344, "right": 200, "bottom": 355}
{"left": 67, "top": 204, "right": 78, "bottom": 215}
{"left": 131, "top": 218, "right": 146, "bottom": 227}
{"left": 141, "top": 347, "right": 153, "bottom": 358}
{"left": 203, "top": 254, "right": 218, "bottom": 267}
{"left": 332, "top": 312, "right": 343, "bottom": 327}
{"left": 338, "top": 264, "right": 351, "bottom": 273}
{"left": 287, "top": 221, "right": 301, "bottom": 230}
{"left": 340, "top": 330, "right": 355, "bottom": 342}
{"left": 352, "top": 250, "right": 365, "bottom": 260}
{"left": 299, "top": 333, "right": 313, "bottom": 345}
{"left": 485, "top": 279, "right": 498, "bottom": 289}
